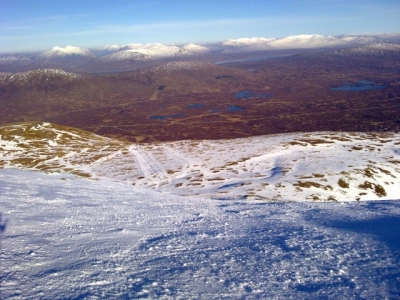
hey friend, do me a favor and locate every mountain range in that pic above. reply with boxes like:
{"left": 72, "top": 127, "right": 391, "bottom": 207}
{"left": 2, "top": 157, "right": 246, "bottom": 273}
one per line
{"left": 1, "top": 33, "right": 400, "bottom": 72}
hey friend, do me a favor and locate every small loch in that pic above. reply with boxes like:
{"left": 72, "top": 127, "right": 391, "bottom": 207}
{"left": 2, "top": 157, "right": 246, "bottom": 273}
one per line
{"left": 330, "top": 81, "right": 385, "bottom": 91}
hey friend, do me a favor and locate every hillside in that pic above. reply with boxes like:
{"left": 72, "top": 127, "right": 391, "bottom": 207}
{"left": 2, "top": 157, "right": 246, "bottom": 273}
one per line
{"left": 1, "top": 122, "right": 399, "bottom": 201}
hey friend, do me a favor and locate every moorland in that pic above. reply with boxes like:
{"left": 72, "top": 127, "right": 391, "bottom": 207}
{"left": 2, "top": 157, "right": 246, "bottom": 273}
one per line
{"left": 0, "top": 44, "right": 399, "bottom": 143}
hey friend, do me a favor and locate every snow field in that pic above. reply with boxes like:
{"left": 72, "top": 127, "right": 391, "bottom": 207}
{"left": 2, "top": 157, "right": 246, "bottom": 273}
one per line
{"left": 0, "top": 169, "right": 399, "bottom": 299}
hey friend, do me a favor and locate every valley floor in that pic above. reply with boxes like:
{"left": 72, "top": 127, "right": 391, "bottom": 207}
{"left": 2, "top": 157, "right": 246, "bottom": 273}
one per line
{"left": 1, "top": 169, "right": 399, "bottom": 299}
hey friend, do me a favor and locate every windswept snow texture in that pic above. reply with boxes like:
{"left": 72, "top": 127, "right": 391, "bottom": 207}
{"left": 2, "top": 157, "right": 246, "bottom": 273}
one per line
{"left": 0, "top": 169, "right": 399, "bottom": 299}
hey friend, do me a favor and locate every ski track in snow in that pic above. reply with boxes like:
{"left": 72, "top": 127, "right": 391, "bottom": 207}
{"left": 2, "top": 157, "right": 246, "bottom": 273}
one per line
{"left": 1, "top": 169, "right": 400, "bottom": 299}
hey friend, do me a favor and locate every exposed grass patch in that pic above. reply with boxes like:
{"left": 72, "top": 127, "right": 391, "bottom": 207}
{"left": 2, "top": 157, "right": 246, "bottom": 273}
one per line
{"left": 313, "top": 173, "right": 325, "bottom": 178}
{"left": 351, "top": 146, "right": 363, "bottom": 151}
{"left": 378, "top": 167, "right": 396, "bottom": 178}
{"left": 294, "top": 181, "right": 323, "bottom": 188}
{"left": 354, "top": 167, "right": 377, "bottom": 179}
{"left": 338, "top": 178, "right": 349, "bottom": 188}
{"left": 298, "top": 139, "right": 334, "bottom": 146}
{"left": 329, "top": 136, "right": 352, "bottom": 142}
{"left": 70, "top": 170, "right": 92, "bottom": 178}
{"left": 296, "top": 175, "right": 314, "bottom": 179}
{"left": 11, "top": 157, "right": 45, "bottom": 168}
{"left": 358, "top": 181, "right": 387, "bottom": 197}
{"left": 287, "top": 141, "right": 308, "bottom": 146}
{"left": 207, "top": 177, "right": 225, "bottom": 181}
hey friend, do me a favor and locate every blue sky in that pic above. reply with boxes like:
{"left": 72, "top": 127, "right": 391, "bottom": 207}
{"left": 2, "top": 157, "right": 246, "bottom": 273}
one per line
{"left": 0, "top": 0, "right": 399, "bottom": 53}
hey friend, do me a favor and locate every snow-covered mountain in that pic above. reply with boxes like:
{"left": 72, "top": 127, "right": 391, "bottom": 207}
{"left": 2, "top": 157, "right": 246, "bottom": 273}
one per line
{"left": 119, "top": 43, "right": 181, "bottom": 58}
{"left": 0, "top": 69, "right": 81, "bottom": 90}
{"left": 0, "top": 56, "right": 32, "bottom": 64}
{"left": 1, "top": 122, "right": 399, "bottom": 201}
{"left": 100, "top": 42, "right": 210, "bottom": 61}
{"left": 100, "top": 49, "right": 152, "bottom": 61}
{"left": 221, "top": 37, "right": 276, "bottom": 52}
{"left": 333, "top": 42, "right": 400, "bottom": 56}
{"left": 268, "top": 34, "right": 340, "bottom": 49}
{"left": 179, "top": 43, "right": 210, "bottom": 55}
{"left": 36, "top": 45, "right": 94, "bottom": 59}
{"left": 3, "top": 69, "right": 81, "bottom": 83}
{"left": 0, "top": 33, "right": 399, "bottom": 71}
{"left": 33, "top": 33, "right": 400, "bottom": 61}
{"left": 219, "top": 34, "right": 385, "bottom": 51}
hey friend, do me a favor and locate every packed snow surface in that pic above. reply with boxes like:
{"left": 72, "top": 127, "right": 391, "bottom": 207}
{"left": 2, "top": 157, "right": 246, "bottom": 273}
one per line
{"left": 0, "top": 169, "right": 399, "bottom": 299}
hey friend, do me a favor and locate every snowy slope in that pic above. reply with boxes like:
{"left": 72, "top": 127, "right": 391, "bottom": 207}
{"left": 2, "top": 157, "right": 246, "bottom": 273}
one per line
{"left": 1, "top": 123, "right": 400, "bottom": 298}
{"left": 181, "top": 43, "right": 210, "bottom": 54}
{"left": 333, "top": 42, "right": 400, "bottom": 56}
{"left": 101, "top": 43, "right": 210, "bottom": 61}
{"left": 119, "top": 43, "right": 181, "bottom": 58}
{"left": 3, "top": 69, "right": 81, "bottom": 84}
{"left": 1, "top": 168, "right": 399, "bottom": 299}
{"left": 221, "top": 37, "right": 276, "bottom": 52}
{"left": 100, "top": 49, "right": 151, "bottom": 61}
{"left": 0, "top": 56, "right": 31, "bottom": 64}
{"left": 0, "top": 122, "right": 399, "bottom": 201}
{"left": 268, "top": 34, "right": 341, "bottom": 49}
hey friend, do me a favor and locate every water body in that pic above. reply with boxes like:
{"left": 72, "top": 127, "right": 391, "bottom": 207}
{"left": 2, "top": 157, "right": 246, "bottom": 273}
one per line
{"left": 211, "top": 105, "right": 245, "bottom": 113}
{"left": 227, "top": 105, "right": 245, "bottom": 112}
{"left": 150, "top": 113, "right": 185, "bottom": 121}
{"left": 215, "top": 76, "right": 233, "bottom": 79}
{"left": 330, "top": 81, "right": 385, "bottom": 91}
{"left": 236, "top": 91, "right": 274, "bottom": 99}
{"left": 187, "top": 104, "right": 205, "bottom": 109}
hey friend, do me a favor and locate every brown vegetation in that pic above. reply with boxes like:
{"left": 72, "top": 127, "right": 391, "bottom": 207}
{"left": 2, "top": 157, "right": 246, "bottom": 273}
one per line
{"left": 1, "top": 50, "right": 399, "bottom": 142}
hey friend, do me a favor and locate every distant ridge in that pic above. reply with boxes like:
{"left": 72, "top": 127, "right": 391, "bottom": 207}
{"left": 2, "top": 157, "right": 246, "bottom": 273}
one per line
{"left": 1, "top": 33, "right": 399, "bottom": 72}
